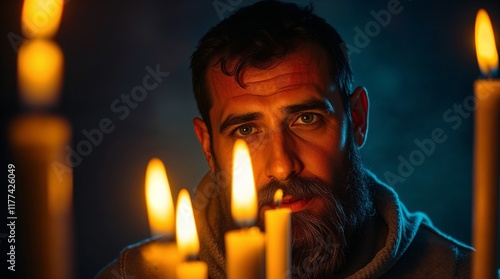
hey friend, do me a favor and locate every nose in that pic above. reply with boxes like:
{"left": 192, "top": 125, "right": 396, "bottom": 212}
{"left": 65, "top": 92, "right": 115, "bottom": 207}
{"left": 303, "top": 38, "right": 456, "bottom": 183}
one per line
{"left": 264, "top": 129, "right": 303, "bottom": 181}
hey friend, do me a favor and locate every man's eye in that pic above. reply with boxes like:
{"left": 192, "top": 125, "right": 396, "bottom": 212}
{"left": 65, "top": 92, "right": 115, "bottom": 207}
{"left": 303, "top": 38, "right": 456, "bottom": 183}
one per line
{"left": 294, "top": 113, "right": 318, "bottom": 125}
{"left": 234, "top": 125, "right": 254, "bottom": 137}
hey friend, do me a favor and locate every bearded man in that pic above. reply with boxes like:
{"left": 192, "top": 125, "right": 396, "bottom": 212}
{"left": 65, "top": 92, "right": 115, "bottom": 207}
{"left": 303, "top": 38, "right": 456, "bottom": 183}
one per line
{"left": 97, "top": 1, "right": 474, "bottom": 278}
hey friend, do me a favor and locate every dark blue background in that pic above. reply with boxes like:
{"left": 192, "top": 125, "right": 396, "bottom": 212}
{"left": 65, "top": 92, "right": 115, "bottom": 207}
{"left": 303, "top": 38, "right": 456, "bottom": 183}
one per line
{"left": 1, "top": 0, "right": 500, "bottom": 278}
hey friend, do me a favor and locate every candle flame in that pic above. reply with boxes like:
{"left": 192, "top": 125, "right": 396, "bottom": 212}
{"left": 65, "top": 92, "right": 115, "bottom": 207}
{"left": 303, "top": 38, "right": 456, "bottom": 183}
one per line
{"left": 475, "top": 9, "right": 499, "bottom": 76}
{"left": 176, "top": 189, "right": 199, "bottom": 260}
{"left": 274, "top": 188, "right": 283, "bottom": 207}
{"left": 231, "top": 139, "right": 257, "bottom": 227}
{"left": 145, "top": 158, "right": 174, "bottom": 237}
{"left": 18, "top": 39, "right": 63, "bottom": 108}
{"left": 22, "top": 0, "right": 64, "bottom": 38}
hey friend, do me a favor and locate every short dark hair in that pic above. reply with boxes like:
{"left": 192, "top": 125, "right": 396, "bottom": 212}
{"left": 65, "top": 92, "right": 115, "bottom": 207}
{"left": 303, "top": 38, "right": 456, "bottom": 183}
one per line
{"left": 190, "top": 0, "right": 353, "bottom": 133}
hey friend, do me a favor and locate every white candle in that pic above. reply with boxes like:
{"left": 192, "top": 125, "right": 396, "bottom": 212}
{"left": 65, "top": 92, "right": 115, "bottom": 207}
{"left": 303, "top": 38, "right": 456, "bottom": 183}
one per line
{"left": 225, "top": 139, "right": 265, "bottom": 279}
{"left": 226, "top": 227, "right": 265, "bottom": 279}
{"left": 265, "top": 189, "right": 291, "bottom": 279}
{"left": 140, "top": 241, "right": 180, "bottom": 279}
{"left": 176, "top": 189, "right": 207, "bottom": 279}
{"left": 472, "top": 9, "right": 500, "bottom": 279}
{"left": 176, "top": 262, "right": 208, "bottom": 279}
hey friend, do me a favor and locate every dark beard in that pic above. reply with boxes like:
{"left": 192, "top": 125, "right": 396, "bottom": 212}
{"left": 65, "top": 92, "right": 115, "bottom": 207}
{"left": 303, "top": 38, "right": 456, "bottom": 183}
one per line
{"left": 256, "top": 136, "right": 372, "bottom": 278}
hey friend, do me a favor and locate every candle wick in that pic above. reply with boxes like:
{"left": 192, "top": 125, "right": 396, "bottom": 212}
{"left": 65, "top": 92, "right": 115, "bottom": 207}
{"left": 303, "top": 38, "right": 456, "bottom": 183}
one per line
{"left": 236, "top": 219, "right": 255, "bottom": 229}
{"left": 274, "top": 188, "right": 284, "bottom": 208}
{"left": 156, "top": 233, "right": 174, "bottom": 242}
{"left": 186, "top": 253, "right": 199, "bottom": 262}
{"left": 276, "top": 199, "right": 282, "bottom": 208}
{"left": 486, "top": 66, "right": 498, "bottom": 80}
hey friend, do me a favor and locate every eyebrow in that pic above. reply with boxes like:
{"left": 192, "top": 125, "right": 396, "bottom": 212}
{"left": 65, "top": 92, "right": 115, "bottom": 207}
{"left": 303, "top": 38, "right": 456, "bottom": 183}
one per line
{"left": 283, "top": 99, "right": 334, "bottom": 115}
{"left": 219, "top": 112, "right": 262, "bottom": 133}
{"left": 218, "top": 99, "right": 334, "bottom": 134}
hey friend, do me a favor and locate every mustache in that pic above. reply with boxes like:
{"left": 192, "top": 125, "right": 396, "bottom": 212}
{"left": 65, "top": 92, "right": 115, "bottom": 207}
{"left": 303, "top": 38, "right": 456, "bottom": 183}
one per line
{"left": 257, "top": 175, "right": 333, "bottom": 209}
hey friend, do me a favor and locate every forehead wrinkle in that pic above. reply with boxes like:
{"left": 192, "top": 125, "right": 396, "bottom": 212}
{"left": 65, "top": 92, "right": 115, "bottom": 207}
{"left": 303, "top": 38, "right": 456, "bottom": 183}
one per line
{"left": 242, "top": 72, "right": 316, "bottom": 96}
{"left": 218, "top": 83, "right": 329, "bottom": 120}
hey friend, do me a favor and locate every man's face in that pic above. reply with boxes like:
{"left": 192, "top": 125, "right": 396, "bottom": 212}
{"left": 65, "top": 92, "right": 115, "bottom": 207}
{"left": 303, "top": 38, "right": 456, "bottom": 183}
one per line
{"left": 194, "top": 43, "right": 370, "bottom": 275}
{"left": 205, "top": 42, "right": 348, "bottom": 209}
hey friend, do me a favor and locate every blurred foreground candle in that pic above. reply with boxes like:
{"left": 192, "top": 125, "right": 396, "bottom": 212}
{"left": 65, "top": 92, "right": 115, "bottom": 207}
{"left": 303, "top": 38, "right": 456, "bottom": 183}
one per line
{"left": 266, "top": 189, "right": 291, "bottom": 279}
{"left": 144, "top": 158, "right": 179, "bottom": 279}
{"left": 146, "top": 158, "right": 175, "bottom": 237}
{"left": 9, "top": 115, "right": 72, "bottom": 279}
{"left": 176, "top": 189, "right": 208, "bottom": 279}
{"left": 225, "top": 139, "right": 265, "bottom": 279}
{"left": 22, "top": 0, "right": 64, "bottom": 38}
{"left": 18, "top": 39, "right": 63, "bottom": 107}
{"left": 472, "top": 9, "right": 500, "bottom": 279}
{"left": 8, "top": 0, "right": 72, "bottom": 277}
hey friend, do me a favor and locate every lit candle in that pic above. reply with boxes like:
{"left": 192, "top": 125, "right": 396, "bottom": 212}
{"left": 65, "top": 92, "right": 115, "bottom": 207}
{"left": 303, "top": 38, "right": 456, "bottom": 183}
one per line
{"left": 18, "top": 0, "right": 64, "bottom": 108}
{"left": 143, "top": 158, "right": 179, "bottom": 279}
{"left": 22, "top": 0, "right": 64, "bottom": 38}
{"left": 18, "top": 39, "right": 63, "bottom": 107}
{"left": 145, "top": 158, "right": 175, "bottom": 237}
{"left": 472, "top": 8, "right": 500, "bottom": 279}
{"left": 225, "top": 139, "right": 265, "bottom": 279}
{"left": 8, "top": 1, "right": 72, "bottom": 278}
{"left": 265, "top": 189, "right": 291, "bottom": 279}
{"left": 175, "top": 189, "right": 208, "bottom": 279}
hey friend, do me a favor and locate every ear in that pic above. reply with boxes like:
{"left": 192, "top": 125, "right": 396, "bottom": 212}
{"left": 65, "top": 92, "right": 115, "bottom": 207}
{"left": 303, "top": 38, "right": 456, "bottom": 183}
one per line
{"left": 350, "top": 86, "right": 369, "bottom": 147}
{"left": 193, "top": 117, "right": 215, "bottom": 172}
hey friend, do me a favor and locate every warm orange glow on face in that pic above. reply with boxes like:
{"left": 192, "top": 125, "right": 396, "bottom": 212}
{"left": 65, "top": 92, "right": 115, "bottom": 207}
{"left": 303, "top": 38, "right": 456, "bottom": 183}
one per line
{"left": 145, "top": 158, "right": 175, "bottom": 237}
{"left": 231, "top": 139, "right": 257, "bottom": 226}
{"left": 22, "top": 0, "right": 64, "bottom": 38}
{"left": 18, "top": 39, "right": 63, "bottom": 108}
{"left": 475, "top": 9, "right": 499, "bottom": 76}
{"left": 176, "top": 189, "right": 199, "bottom": 260}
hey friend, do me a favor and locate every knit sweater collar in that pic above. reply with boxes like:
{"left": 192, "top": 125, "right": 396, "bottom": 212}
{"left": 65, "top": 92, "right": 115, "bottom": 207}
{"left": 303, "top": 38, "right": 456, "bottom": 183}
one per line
{"left": 193, "top": 171, "right": 424, "bottom": 279}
